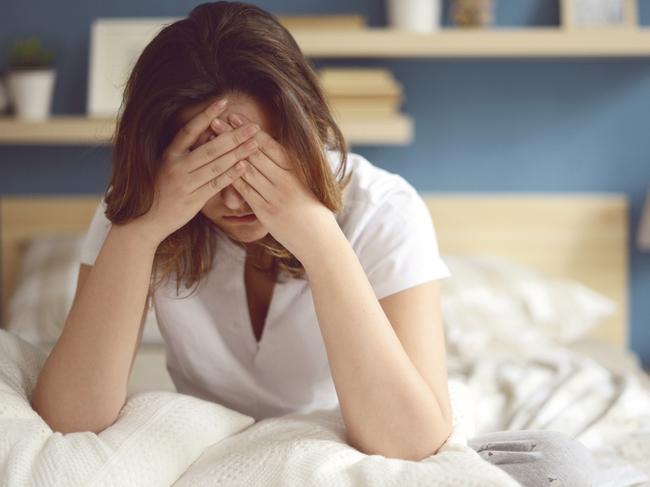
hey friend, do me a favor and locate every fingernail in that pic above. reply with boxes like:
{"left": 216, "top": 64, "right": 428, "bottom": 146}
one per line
{"left": 214, "top": 98, "right": 228, "bottom": 109}
{"left": 211, "top": 118, "right": 223, "bottom": 128}
{"left": 232, "top": 114, "right": 243, "bottom": 126}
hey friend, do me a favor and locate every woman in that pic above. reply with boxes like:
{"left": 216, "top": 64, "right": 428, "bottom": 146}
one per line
{"left": 31, "top": 2, "right": 597, "bottom": 484}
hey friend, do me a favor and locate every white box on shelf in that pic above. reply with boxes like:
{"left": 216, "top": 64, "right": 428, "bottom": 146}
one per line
{"left": 87, "top": 18, "right": 180, "bottom": 117}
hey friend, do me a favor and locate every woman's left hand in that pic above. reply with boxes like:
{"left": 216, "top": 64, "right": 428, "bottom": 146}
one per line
{"left": 209, "top": 112, "right": 338, "bottom": 262}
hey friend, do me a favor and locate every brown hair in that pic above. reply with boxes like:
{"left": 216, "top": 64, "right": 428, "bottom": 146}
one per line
{"left": 103, "top": 1, "right": 352, "bottom": 296}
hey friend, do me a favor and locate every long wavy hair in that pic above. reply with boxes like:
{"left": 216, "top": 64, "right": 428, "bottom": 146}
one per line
{"left": 103, "top": 1, "right": 352, "bottom": 297}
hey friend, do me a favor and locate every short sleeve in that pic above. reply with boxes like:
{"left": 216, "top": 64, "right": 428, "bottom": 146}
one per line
{"left": 79, "top": 196, "right": 111, "bottom": 266}
{"left": 352, "top": 187, "right": 451, "bottom": 300}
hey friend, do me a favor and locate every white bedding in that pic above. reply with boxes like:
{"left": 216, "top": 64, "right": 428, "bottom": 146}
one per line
{"left": 4, "top": 240, "right": 650, "bottom": 486}
{"left": 3, "top": 332, "right": 649, "bottom": 487}
{"left": 446, "top": 333, "right": 650, "bottom": 487}
{"left": 0, "top": 328, "right": 255, "bottom": 487}
{"left": 0, "top": 328, "right": 520, "bottom": 487}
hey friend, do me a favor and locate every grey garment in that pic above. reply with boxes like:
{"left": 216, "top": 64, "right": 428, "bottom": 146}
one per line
{"left": 468, "top": 429, "right": 598, "bottom": 487}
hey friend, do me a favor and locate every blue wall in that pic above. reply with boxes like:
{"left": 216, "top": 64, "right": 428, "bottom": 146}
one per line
{"left": 1, "top": 0, "right": 649, "bottom": 367}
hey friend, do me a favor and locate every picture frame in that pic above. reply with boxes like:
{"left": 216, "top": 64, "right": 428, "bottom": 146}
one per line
{"left": 560, "top": 0, "right": 638, "bottom": 29}
{"left": 86, "top": 15, "right": 337, "bottom": 118}
{"left": 87, "top": 18, "right": 179, "bottom": 117}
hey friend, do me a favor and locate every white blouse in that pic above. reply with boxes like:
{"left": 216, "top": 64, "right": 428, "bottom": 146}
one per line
{"left": 80, "top": 149, "right": 451, "bottom": 421}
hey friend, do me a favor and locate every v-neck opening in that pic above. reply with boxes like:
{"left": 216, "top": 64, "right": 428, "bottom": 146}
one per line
{"left": 212, "top": 224, "right": 286, "bottom": 358}
{"left": 244, "top": 264, "right": 276, "bottom": 346}
{"left": 241, "top": 260, "right": 279, "bottom": 357}
{"left": 229, "top": 239, "right": 285, "bottom": 357}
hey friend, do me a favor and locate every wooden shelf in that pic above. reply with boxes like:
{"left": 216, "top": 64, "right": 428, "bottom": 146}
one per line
{"left": 5, "top": 27, "right": 646, "bottom": 148}
{"left": 289, "top": 27, "right": 650, "bottom": 58}
{"left": 0, "top": 117, "right": 116, "bottom": 145}
{"left": 0, "top": 114, "right": 413, "bottom": 146}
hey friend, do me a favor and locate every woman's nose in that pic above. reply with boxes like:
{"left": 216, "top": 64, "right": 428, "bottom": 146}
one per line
{"left": 221, "top": 184, "right": 247, "bottom": 211}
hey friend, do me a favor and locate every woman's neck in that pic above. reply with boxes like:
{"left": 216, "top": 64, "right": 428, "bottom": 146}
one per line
{"left": 245, "top": 244, "right": 274, "bottom": 273}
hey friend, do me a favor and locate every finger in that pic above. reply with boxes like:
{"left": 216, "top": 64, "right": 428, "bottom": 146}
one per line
{"left": 191, "top": 160, "right": 246, "bottom": 202}
{"left": 251, "top": 130, "right": 292, "bottom": 171}
{"left": 210, "top": 117, "right": 234, "bottom": 135}
{"left": 229, "top": 112, "right": 292, "bottom": 171}
{"left": 238, "top": 158, "right": 275, "bottom": 202}
{"left": 187, "top": 137, "right": 258, "bottom": 192}
{"left": 166, "top": 98, "right": 229, "bottom": 158}
{"left": 231, "top": 175, "right": 267, "bottom": 207}
{"left": 204, "top": 118, "right": 231, "bottom": 146}
{"left": 243, "top": 139, "right": 289, "bottom": 186}
{"left": 185, "top": 121, "right": 260, "bottom": 173}
{"left": 208, "top": 118, "right": 272, "bottom": 199}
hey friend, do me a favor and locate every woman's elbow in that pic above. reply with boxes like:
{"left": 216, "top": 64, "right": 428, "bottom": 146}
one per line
{"left": 30, "top": 394, "right": 120, "bottom": 435}
{"left": 402, "top": 420, "right": 453, "bottom": 461}
{"left": 346, "top": 418, "right": 453, "bottom": 461}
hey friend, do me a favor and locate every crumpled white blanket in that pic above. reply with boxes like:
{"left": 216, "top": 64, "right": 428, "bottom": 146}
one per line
{"left": 440, "top": 253, "right": 650, "bottom": 487}
{"left": 447, "top": 336, "right": 650, "bottom": 487}
{"left": 0, "top": 328, "right": 255, "bottom": 487}
{"left": 0, "top": 328, "right": 520, "bottom": 487}
{"left": 171, "top": 379, "right": 520, "bottom": 487}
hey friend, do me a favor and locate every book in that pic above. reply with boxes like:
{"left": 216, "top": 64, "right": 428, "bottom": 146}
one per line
{"left": 327, "top": 96, "right": 402, "bottom": 117}
{"left": 318, "top": 67, "right": 395, "bottom": 85}
{"left": 323, "top": 83, "right": 402, "bottom": 97}
{"left": 276, "top": 14, "right": 367, "bottom": 30}
{"left": 318, "top": 67, "right": 402, "bottom": 96}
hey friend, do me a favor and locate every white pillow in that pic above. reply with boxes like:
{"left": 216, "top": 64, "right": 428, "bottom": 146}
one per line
{"left": 6, "top": 233, "right": 163, "bottom": 348}
{"left": 440, "top": 254, "right": 615, "bottom": 357}
{"left": 0, "top": 328, "right": 255, "bottom": 486}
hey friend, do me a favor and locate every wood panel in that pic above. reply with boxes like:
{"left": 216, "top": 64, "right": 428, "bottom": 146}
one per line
{"left": 1, "top": 196, "right": 101, "bottom": 325}
{"left": 421, "top": 193, "right": 628, "bottom": 349}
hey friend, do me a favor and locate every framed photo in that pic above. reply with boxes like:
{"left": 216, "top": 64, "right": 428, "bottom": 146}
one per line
{"left": 560, "top": 0, "right": 637, "bottom": 29}
{"left": 86, "top": 15, "right": 320, "bottom": 117}
{"left": 87, "top": 18, "right": 180, "bottom": 117}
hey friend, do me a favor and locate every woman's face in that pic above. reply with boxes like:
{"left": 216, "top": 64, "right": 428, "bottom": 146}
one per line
{"left": 174, "top": 92, "right": 274, "bottom": 244}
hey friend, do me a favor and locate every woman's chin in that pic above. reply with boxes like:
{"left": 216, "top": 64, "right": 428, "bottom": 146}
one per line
{"left": 225, "top": 225, "right": 269, "bottom": 243}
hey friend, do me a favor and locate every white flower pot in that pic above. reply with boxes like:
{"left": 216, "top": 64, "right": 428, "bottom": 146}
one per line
{"left": 7, "top": 69, "right": 56, "bottom": 121}
{"left": 387, "top": 0, "right": 442, "bottom": 32}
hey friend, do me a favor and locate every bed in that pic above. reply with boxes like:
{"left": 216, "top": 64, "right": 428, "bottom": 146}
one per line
{"left": 1, "top": 193, "right": 648, "bottom": 487}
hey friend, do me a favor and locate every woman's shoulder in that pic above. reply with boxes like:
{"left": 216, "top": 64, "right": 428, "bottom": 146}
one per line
{"left": 325, "top": 149, "right": 450, "bottom": 292}
{"left": 326, "top": 148, "right": 424, "bottom": 228}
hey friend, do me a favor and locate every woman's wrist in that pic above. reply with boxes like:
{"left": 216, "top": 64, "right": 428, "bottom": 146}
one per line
{"left": 298, "top": 213, "right": 346, "bottom": 271}
{"left": 110, "top": 219, "right": 164, "bottom": 255}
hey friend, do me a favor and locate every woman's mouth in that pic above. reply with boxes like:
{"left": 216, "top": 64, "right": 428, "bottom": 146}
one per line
{"left": 223, "top": 214, "right": 257, "bottom": 223}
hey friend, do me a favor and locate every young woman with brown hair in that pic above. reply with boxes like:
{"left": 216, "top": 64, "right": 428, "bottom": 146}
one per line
{"left": 30, "top": 2, "right": 597, "bottom": 483}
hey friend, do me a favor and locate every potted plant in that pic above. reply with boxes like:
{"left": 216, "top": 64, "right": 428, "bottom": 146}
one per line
{"left": 6, "top": 37, "right": 57, "bottom": 120}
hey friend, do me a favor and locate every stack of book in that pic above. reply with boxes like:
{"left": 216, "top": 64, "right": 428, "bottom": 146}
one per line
{"left": 276, "top": 14, "right": 367, "bottom": 30}
{"left": 275, "top": 14, "right": 407, "bottom": 135}
{"left": 317, "top": 67, "right": 404, "bottom": 119}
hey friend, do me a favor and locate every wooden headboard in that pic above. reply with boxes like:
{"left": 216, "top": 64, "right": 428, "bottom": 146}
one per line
{"left": 0, "top": 193, "right": 628, "bottom": 349}
{"left": 420, "top": 193, "right": 628, "bottom": 349}
{"left": 1, "top": 196, "right": 102, "bottom": 327}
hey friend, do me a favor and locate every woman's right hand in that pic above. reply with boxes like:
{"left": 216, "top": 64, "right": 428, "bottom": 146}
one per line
{"left": 133, "top": 98, "right": 261, "bottom": 245}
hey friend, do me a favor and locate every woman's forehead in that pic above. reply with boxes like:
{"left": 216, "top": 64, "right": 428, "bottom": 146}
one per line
{"left": 175, "top": 93, "right": 271, "bottom": 130}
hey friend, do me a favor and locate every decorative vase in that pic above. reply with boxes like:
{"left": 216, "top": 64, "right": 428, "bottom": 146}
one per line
{"left": 387, "top": 0, "right": 442, "bottom": 32}
{"left": 7, "top": 68, "right": 56, "bottom": 120}
{"left": 450, "top": 0, "right": 495, "bottom": 28}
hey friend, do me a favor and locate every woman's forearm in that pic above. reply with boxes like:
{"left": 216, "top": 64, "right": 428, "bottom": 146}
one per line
{"left": 30, "top": 222, "right": 159, "bottom": 434}
{"left": 302, "top": 221, "right": 450, "bottom": 461}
